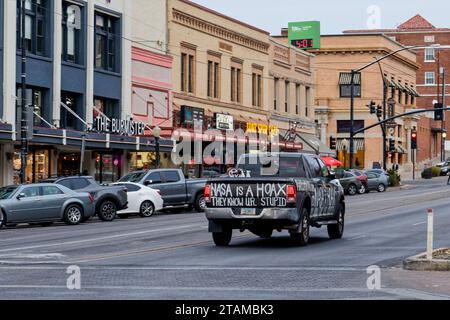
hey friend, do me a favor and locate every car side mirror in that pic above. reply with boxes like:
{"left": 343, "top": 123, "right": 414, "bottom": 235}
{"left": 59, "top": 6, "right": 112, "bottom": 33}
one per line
{"left": 16, "top": 193, "right": 26, "bottom": 200}
{"left": 144, "top": 180, "right": 153, "bottom": 186}
{"left": 329, "top": 174, "right": 336, "bottom": 180}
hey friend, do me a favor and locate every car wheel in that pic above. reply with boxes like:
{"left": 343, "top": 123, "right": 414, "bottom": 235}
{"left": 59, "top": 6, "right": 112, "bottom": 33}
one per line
{"left": 139, "top": 201, "right": 155, "bottom": 218}
{"left": 98, "top": 201, "right": 117, "bottom": 222}
{"left": 64, "top": 204, "right": 83, "bottom": 226}
{"left": 358, "top": 184, "right": 366, "bottom": 194}
{"left": 212, "top": 228, "right": 232, "bottom": 247}
{"left": 347, "top": 184, "right": 358, "bottom": 196}
{"left": 328, "top": 204, "right": 345, "bottom": 239}
{"left": 290, "top": 207, "right": 310, "bottom": 247}
{"left": 377, "top": 184, "right": 386, "bottom": 193}
{"left": 195, "top": 194, "right": 207, "bottom": 212}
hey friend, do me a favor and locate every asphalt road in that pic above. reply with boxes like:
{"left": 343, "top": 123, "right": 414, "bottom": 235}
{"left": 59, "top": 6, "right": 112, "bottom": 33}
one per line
{"left": 0, "top": 178, "right": 449, "bottom": 300}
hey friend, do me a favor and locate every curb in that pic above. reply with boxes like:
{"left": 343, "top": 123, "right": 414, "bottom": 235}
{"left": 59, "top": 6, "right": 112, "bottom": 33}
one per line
{"left": 387, "top": 184, "right": 416, "bottom": 192}
{"left": 404, "top": 249, "right": 450, "bottom": 271}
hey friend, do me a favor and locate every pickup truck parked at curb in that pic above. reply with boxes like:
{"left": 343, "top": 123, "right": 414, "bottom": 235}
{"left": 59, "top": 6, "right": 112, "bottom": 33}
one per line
{"left": 119, "top": 169, "right": 207, "bottom": 212}
{"left": 44, "top": 176, "right": 128, "bottom": 222}
{"left": 204, "top": 153, "right": 346, "bottom": 246}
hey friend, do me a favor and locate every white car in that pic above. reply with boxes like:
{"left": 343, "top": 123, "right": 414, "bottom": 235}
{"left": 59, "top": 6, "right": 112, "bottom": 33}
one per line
{"left": 112, "top": 182, "right": 163, "bottom": 218}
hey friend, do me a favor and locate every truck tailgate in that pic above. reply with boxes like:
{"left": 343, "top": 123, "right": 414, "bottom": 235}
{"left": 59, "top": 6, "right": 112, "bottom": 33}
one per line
{"left": 206, "top": 179, "right": 293, "bottom": 208}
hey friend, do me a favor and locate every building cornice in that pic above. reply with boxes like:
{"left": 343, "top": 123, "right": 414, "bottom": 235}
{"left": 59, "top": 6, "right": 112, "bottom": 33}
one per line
{"left": 173, "top": 92, "right": 270, "bottom": 117}
{"left": 172, "top": 9, "right": 270, "bottom": 55}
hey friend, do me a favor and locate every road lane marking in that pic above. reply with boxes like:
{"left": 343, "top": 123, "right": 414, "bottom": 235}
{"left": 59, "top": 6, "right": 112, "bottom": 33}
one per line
{"left": 348, "top": 235, "right": 366, "bottom": 241}
{"left": 413, "top": 221, "right": 427, "bottom": 226}
{"left": 0, "top": 224, "right": 202, "bottom": 253}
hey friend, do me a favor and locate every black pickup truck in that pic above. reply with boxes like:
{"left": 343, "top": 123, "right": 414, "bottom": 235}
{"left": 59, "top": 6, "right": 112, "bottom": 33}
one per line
{"left": 204, "top": 153, "right": 346, "bottom": 246}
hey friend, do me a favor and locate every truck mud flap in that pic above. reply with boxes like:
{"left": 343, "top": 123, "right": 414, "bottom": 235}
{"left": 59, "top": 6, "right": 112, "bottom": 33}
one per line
{"left": 208, "top": 220, "right": 224, "bottom": 233}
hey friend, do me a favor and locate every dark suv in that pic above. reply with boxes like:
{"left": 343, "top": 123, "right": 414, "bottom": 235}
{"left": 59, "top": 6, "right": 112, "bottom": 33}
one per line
{"left": 44, "top": 176, "right": 128, "bottom": 222}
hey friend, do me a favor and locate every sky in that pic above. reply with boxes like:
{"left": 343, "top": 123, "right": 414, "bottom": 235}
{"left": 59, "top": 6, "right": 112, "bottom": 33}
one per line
{"left": 193, "top": 0, "right": 450, "bottom": 35}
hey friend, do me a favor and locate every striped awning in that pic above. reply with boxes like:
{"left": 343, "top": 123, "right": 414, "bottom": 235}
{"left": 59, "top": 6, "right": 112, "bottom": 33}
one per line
{"left": 339, "top": 73, "right": 361, "bottom": 85}
{"left": 404, "top": 86, "right": 415, "bottom": 95}
{"left": 410, "top": 87, "right": 420, "bottom": 97}
{"left": 396, "top": 81, "right": 406, "bottom": 92}
{"left": 396, "top": 145, "right": 407, "bottom": 154}
{"left": 337, "top": 138, "right": 365, "bottom": 151}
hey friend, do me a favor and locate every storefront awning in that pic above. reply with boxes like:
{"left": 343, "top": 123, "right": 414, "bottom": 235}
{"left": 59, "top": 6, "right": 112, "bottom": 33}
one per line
{"left": 410, "top": 87, "right": 420, "bottom": 97}
{"left": 339, "top": 73, "right": 361, "bottom": 85}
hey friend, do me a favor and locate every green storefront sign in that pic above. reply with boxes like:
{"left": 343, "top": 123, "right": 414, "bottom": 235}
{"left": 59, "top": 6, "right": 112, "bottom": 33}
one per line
{"left": 288, "top": 21, "right": 321, "bottom": 50}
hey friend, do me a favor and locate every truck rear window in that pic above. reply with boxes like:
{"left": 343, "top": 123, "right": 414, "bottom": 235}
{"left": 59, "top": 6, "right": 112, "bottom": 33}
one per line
{"left": 237, "top": 156, "right": 307, "bottom": 178}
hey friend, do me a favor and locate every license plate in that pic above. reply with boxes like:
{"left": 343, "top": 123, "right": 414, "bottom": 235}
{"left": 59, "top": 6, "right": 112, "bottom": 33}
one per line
{"left": 241, "top": 208, "right": 257, "bottom": 216}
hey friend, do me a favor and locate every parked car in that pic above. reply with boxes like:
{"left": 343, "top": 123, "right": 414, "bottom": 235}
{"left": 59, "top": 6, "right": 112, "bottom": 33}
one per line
{"left": 112, "top": 182, "right": 163, "bottom": 218}
{"left": 435, "top": 162, "right": 450, "bottom": 176}
{"left": 337, "top": 171, "right": 364, "bottom": 196}
{"left": 44, "top": 176, "right": 128, "bottom": 222}
{"left": 348, "top": 169, "right": 369, "bottom": 194}
{"left": 119, "top": 169, "right": 207, "bottom": 212}
{"left": 365, "top": 172, "right": 389, "bottom": 192}
{"left": 0, "top": 184, "right": 95, "bottom": 228}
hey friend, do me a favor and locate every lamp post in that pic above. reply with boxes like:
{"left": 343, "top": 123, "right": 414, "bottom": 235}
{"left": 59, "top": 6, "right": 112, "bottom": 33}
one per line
{"left": 440, "top": 67, "right": 446, "bottom": 162}
{"left": 153, "top": 125, "right": 161, "bottom": 169}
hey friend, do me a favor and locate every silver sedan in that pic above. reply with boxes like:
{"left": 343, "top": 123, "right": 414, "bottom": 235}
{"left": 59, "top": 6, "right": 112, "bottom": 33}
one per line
{"left": 366, "top": 172, "right": 389, "bottom": 192}
{"left": 0, "top": 184, "right": 95, "bottom": 228}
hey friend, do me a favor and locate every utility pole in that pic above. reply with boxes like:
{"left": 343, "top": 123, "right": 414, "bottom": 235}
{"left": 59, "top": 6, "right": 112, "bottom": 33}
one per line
{"left": 20, "top": 0, "right": 29, "bottom": 184}
{"left": 349, "top": 71, "right": 355, "bottom": 169}
{"left": 441, "top": 67, "right": 446, "bottom": 162}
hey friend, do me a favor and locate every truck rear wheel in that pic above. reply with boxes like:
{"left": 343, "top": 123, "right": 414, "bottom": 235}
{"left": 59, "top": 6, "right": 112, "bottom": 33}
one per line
{"left": 212, "top": 229, "right": 232, "bottom": 246}
{"left": 195, "top": 194, "right": 206, "bottom": 212}
{"left": 290, "top": 207, "right": 310, "bottom": 247}
{"left": 328, "top": 204, "right": 345, "bottom": 239}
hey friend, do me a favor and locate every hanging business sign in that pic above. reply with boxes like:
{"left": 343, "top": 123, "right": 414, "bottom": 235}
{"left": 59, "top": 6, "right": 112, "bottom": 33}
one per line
{"left": 288, "top": 21, "right": 321, "bottom": 50}
{"left": 181, "top": 106, "right": 204, "bottom": 125}
{"left": 246, "top": 122, "right": 279, "bottom": 136}
{"left": 215, "top": 113, "right": 234, "bottom": 130}
{"left": 93, "top": 116, "right": 146, "bottom": 136}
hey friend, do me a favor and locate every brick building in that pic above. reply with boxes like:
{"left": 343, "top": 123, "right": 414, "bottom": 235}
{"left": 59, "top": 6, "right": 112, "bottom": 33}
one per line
{"left": 345, "top": 14, "right": 450, "bottom": 163}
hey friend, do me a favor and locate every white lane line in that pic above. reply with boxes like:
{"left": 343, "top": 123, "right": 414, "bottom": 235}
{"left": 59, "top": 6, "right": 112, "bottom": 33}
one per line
{"left": 0, "top": 224, "right": 201, "bottom": 253}
{"left": 413, "top": 221, "right": 427, "bottom": 226}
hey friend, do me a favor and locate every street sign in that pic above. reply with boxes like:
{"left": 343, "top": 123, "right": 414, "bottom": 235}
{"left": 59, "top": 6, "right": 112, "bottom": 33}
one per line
{"left": 288, "top": 21, "right": 321, "bottom": 50}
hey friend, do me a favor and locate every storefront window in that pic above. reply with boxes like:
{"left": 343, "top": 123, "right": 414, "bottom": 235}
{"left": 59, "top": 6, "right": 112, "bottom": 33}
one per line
{"left": 94, "top": 152, "right": 121, "bottom": 184}
{"left": 58, "top": 153, "right": 80, "bottom": 177}
{"left": 128, "top": 152, "right": 175, "bottom": 172}
{"left": 13, "top": 149, "right": 50, "bottom": 184}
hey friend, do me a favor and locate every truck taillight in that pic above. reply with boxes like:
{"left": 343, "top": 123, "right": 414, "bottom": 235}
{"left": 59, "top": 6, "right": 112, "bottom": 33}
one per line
{"left": 204, "top": 185, "right": 211, "bottom": 202}
{"left": 287, "top": 185, "right": 297, "bottom": 203}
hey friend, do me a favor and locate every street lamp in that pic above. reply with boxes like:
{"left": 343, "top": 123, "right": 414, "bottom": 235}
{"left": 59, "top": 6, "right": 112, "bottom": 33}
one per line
{"left": 153, "top": 125, "right": 161, "bottom": 169}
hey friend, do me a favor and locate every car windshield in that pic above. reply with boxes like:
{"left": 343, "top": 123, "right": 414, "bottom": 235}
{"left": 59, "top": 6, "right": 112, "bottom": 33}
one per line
{"left": 0, "top": 186, "right": 18, "bottom": 200}
{"left": 237, "top": 155, "right": 307, "bottom": 178}
{"left": 119, "top": 171, "right": 147, "bottom": 183}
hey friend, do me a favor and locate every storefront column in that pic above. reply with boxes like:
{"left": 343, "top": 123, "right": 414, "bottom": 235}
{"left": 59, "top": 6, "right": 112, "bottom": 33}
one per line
{"left": 52, "top": 0, "right": 62, "bottom": 128}
{"left": 85, "top": 151, "right": 95, "bottom": 176}
{"left": 406, "top": 128, "right": 412, "bottom": 164}
{"left": 51, "top": 149, "right": 59, "bottom": 177}
{"left": 1, "top": 144, "right": 14, "bottom": 186}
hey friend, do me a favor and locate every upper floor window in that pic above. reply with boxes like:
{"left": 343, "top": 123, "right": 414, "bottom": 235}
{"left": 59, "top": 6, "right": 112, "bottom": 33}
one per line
{"left": 180, "top": 44, "right": 196, "bottom": 94}
{"left": 284, "top": 81, "right": 290, "bottom": 113}
{"left": 273, "top": 78, "right": 279, "bottom": 110}
{"left": 339, "top": 72, "right": 361, "bottom": 98}
{"left": 425, "top": 72, "right": 435, "bottom": 85}
{"left": 295, "top": 84, "right": 301, "bottom": 115}
{"left": 252, "top": 66, "right": 263, "bottom": 107}
{"left": 305, "top": 86, "right": 311, "bottom": 118}
{"left": 207, "top": 53, "right": 220, "bottom": 99}
{"left": 425, "top": 48, "right": 435, "bottom": 62}
{"left": 62, "top": 2, "right": 82, "bottom": 64}
{"left": 95, "top": 12, "right": 119, "bottom": 72}
{"left": 230, "top": 59, "right": 242, "bottom": 103}
{"left": 17, "top": 0, "right": 48, "bottom": 56}
{"left": 94, "top": 97, "right": 118, "bottom": 120}
{"left": 424, "top": 35, "right": 435, "bottom": 43}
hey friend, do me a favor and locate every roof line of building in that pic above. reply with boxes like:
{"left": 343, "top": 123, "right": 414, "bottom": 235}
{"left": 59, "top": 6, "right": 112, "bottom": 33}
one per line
{"left": 180, "top": 0, "right": 270, "bottom": 36}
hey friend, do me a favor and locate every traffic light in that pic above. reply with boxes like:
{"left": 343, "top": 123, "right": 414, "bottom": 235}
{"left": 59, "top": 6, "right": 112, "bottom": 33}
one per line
{"left": 434, "top": 103, "right": 443, "bottom": 121}
{"left": 389, "top": 139, "right": 396, "bottom": 152}
{"left": 368, "top": 101, "right": 376, "bottom": 114}
{"left": 376, "top": 105, "right": 383, "bottom": 118}
{"left": 411, "top": 130, "right": 418, "bottom": 150}
{"left": 330, "top": 136, "right": 337, "bottom": 150}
